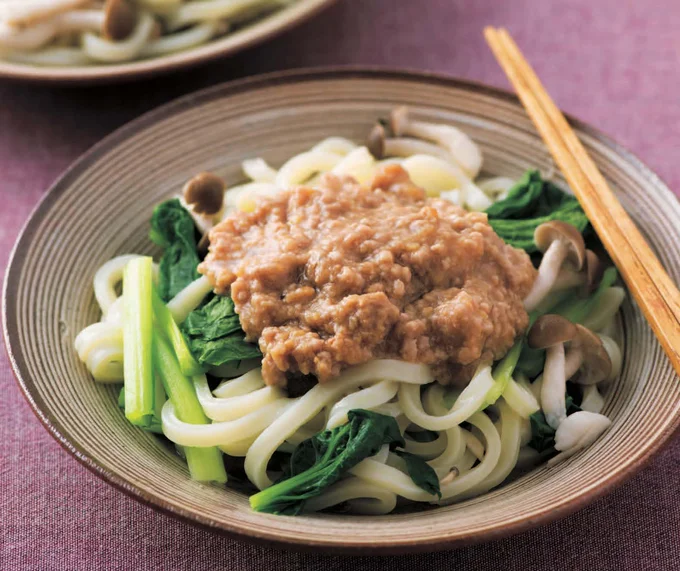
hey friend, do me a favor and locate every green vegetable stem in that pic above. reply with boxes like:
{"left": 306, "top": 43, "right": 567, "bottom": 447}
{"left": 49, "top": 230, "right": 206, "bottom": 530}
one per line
{"left": 152, "top": 331, "right": 227, "bottom": 483}
{"left": 123, "top": 256, "right": 155, "bottom": 427}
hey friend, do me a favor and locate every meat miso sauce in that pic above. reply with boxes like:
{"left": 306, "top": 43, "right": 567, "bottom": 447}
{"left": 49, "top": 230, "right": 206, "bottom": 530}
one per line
{"left": 200, "top": 164, "right": 537, "bottom": 387}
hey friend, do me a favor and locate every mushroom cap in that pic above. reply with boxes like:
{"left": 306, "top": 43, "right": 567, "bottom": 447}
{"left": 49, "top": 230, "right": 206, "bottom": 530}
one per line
{"left": 572, "top": 324, "right": 612, "bottom": 384}
{"left": 183, "top": 172, "right": 226, "bottom": 215}
{"left": 584, "top": 249, "right": 604, "bottom": 293}
{"left": 389, "top": 106, "right": 410, "bottom": 137}
{"left": 534, "top": 221, "right": 586, "bottom": 270}
{"left": 366, "top": 123, "right": 386, "bottom": 159}
{"left": 103, "top": 0, "right": 137, "bottom": 41}
{"left": 528, "top": 314, "right": 578, "bottom": 349}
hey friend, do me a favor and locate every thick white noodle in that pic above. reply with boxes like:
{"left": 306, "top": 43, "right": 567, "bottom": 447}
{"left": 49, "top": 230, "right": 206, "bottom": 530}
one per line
{"left": 311, "top": 137, "right": 358, "bottom": 156}
{"left": 244, "top": 360, "right": 434, "bottom": 490}
{"left": 330, "top": 146, "right": 376, "bottom": 184}
{"left": 165, "top": 0, "right": 275, "bottom": 29}
{"left": 351, "top": 412, "right": 500, "bottom": 503}
{"left": 403, "top": 432, "right": 448, "bottom": 460}
{"left": 325, "top": 380, "right": 398, "bottom": 429}
{"left": 305, "top": 477, "right": 397, "bottom": 515}
{"left": 478, "top": 177, "right": 516, "bottom": 200}
{"left": 4, "top": 46, "right": 90, "bottom": 66}
{"left": 82, "top": 12, "right": 155, "bottom": 63}
{"left": 462, "top": 399, "right": 521, "bottom": 498}
{"left": 194, "top": 373, "right": 285, "bottom": 422}
{"left": 162, "top": 397, "right": 295, "bottom": 447}
{"left": 166, "top": 275, "right": 213, "bottom": 323}
{"left": 140, "top": 21, "right": 219, "bottom": 58}
{"left": 242, "top": 157, "right": 278, "bottom": 183}
{"left": 275, "top": 151, "right": 342, "bottom": 188}
{"left": 398, "top": 365, "right": 494, "bottom": 431}
{"left": 224, "top": 182, "right": 279, "bottom": 212}
{"left": 93, "top": 254, "right": 143, "bottom": 316}
{"left": 502, "top": 377, "right": 540, "bottom": 418}
{"left": 462, "top": 430, "right": 485, "bottom": 461}
{"left": 0, "top": 19, "right": 57, "bottom": 50}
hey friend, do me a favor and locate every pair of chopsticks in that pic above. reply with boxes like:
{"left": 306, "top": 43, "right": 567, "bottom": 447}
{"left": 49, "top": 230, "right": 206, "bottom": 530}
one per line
{"left": 484, "top": 27, "right": 680, "bottom": 377}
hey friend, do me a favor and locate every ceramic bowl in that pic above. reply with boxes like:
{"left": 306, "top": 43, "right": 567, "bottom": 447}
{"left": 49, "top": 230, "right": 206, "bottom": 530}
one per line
{"left": 4, "top": 69, "right": 680, "bottom": 553}
{"left": 0, "top": 0, "right": 335, "bottom": 84}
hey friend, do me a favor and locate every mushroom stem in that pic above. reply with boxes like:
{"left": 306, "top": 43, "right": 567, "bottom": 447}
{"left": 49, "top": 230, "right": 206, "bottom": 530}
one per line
{"left": 390, "top": 107, "right": 483, "bottom": 178}
{"left": 383, "top": 138, "right": 453, "bottom": 162}
{"left": 564, "top": 346, "right": 583, "bottom": 380}
{"left": 548, "top": 411, "right": 611, "bottom": 465}
{"left": 552, "top": 267, "right": 587, "bottom": 291}
{"left": 541, "top": 343, "right": 567, "bottom": 429}
{"left": 524, "top": 239, "right": 570, "bottom": 311}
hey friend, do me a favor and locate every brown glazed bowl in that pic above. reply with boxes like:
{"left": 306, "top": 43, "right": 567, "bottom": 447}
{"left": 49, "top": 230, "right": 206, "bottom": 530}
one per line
{"left": 0, "top": 0, "right": 335, "bottom": 84}
{"left": 4, "top": 69, "right": 680, "bottom": 553}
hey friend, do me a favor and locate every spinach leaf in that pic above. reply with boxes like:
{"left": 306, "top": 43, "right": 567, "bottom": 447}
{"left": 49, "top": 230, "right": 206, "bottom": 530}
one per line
{"left": 405, "top": 429, "right": 439, "bottom": 443}
{"left": 149, "top": 199, "right": 201, "bottom": 301}
{"left": 249, "top": 409, "right": 405, "bottom": 515}
{"left": 181, "top": 294, "right": 261, "bottom": 368}
{"left": 485, "top": 170, "right": 590, "bottom": 253}
{"left": 394, "top": 450, "right": 442, "bottom": 498}
{"left": 528, "top": 395, "right": 582, "bottom": 453}
{"left": 516, "top": 344, "right": 546, "bottom": 379}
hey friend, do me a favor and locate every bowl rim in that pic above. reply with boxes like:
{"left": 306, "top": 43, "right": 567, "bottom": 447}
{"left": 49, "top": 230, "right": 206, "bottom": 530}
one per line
{"left": 4, "top": 66, "right": 680, "bottom": 554}
{"left": 0, "top": 0, "right": 336, "bottom": 85}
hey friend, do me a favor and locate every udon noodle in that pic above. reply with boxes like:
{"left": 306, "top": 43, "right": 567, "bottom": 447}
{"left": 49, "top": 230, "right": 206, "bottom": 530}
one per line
{"left": 74, "top": 113, "right": 625, "bottom": 514}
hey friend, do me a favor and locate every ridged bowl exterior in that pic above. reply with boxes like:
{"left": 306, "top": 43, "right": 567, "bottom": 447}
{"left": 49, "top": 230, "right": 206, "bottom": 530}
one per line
{"left": 4, "top": 69, "right": 679, "bottom": 553}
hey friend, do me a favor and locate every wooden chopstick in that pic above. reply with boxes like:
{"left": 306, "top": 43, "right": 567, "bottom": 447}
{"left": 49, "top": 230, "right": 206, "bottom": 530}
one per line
{"left": 484, "top": 26, "right": 680, "bottom": 377}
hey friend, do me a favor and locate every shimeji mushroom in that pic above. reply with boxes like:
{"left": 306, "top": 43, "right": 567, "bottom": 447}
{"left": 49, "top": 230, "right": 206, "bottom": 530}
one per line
{"left": 182, "top": 172, "right": 227, "bottom": 252}
{"left": 389, "top": 106, "right": 483, "bottom": 178}
{"left": 528, "top": 314, "right": 577, "bottom": 429}
{"left": 548, "top": 410, "right": 611, "bottom": 465}
{"left": 552, "top": 248, "right": 603, "bottom": 292}
{"left": 563, "top": 325, "right": 612, "bottom": 384}
{"left": 366, "top": 122, "right": 454, "bottom": 162}
{"left": 523, "top": 221, "right": 586, "bottom": 311}
{"left": 103, "top": 0, "right": 137, "bottom": 41}
{"left": 183, "top": 172, "right": 226, "bottom": 215}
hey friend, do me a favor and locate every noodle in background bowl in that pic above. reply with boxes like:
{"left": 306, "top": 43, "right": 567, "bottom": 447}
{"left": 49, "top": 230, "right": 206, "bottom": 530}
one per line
{"left": 0, "top": 0, "right": 335, "bottom": 84}
{"left": 4, "top": 69, "right": 680, "bottom": 552}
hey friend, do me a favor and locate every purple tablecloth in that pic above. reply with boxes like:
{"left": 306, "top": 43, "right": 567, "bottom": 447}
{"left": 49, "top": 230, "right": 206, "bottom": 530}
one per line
{"left": 2, "top": 1, "right": 679, "bottom": 569}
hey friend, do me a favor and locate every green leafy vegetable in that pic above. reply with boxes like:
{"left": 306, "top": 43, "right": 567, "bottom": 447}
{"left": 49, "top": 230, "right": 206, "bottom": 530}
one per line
{"left": 150, "top": 199, "right": 201, "bottom": 301}
{"left": 394, "top": 450, "right": 442, "bottom": 498}
{"left": 405, "top": 429, "right": 439, "bottom": 443}
{"left": 181, "top": 294, "right": 261, "bottom": 368}
{"left": 485, "top": 170, "right": 590, "bottom": 253}
{"left": 483, "top": 340, "right": 522, "bottom": 408}
{"left": 528, "top": 395, "right": 582, "bottom": 453}
{"left": 250, "top": 409, "right": 405, "bottom": 515}
{"left": 553, "top": 267, "right": 619, "bottom": 324}
{"left": 516, "top": 345, "right": 546, "bottom": 378}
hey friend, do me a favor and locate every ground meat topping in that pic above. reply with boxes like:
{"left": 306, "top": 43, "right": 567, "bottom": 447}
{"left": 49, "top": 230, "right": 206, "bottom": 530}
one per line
{"left": 200, "top": 164, "right": 537, "bottom": 386}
